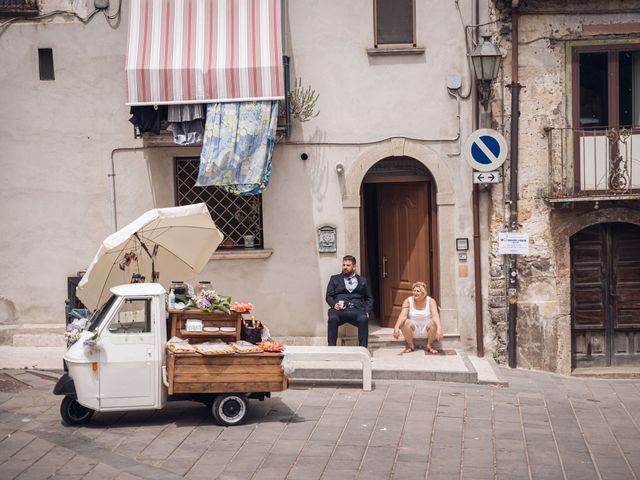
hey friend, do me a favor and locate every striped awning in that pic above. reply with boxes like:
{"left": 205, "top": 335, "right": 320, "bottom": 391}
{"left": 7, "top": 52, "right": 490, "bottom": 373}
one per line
{"left": 126, "top": 0, "right": 284, "bottom": 106}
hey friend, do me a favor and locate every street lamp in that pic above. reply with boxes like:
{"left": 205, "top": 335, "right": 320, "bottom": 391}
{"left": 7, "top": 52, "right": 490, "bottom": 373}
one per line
{"left": 470, "top": 33, "right": 503, "bottom": 110}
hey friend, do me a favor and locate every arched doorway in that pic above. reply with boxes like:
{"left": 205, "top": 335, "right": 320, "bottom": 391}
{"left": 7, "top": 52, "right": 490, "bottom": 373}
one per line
{"left": 571, "top": 222, "right": 640, "bottom": 368}
{"left": 360, "top": 157, "right": 439, "bottom": 327}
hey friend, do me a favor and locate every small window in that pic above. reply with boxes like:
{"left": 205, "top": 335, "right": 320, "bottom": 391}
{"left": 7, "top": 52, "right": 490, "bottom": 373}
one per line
{"left": 107, "top": 298, "right": 152, "bottom": 334}
{"left": 576, "top": 46, "right": 640, "bottom": 129}
{"left": 38, "top": 48, "right": 55, "bottom": 81}
{"left": 175, "top": 158, "right": 264, "bottom": 249}
{"left": 374, "top": 0, "right": 415, "bottom": 47}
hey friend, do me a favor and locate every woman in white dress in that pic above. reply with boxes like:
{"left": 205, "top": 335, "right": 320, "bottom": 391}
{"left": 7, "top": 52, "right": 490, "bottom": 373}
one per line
{"left": 392, "top": 281, "right": 443, "bottom": 354}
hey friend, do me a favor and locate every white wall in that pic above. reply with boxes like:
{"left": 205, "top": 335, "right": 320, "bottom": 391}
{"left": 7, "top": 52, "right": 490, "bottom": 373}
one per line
{"left": 0, "top": 0, "right": 483, "bottom": 348}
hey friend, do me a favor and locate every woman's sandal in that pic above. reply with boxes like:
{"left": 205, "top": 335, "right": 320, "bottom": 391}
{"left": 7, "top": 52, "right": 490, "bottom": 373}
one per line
{"left": 425, "top": 345, "right": 438, "bottom": 355}
{"left": 404, "top": 346, "right": 415, "bottom": 353}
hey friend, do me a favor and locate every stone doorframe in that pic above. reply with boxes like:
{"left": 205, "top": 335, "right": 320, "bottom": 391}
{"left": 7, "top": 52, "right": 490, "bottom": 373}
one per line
{"left": 551, "top": 207, "right": 640, "bottom": 374}
{"left": 340, "top": 138, "right": 459, "bottom": 334}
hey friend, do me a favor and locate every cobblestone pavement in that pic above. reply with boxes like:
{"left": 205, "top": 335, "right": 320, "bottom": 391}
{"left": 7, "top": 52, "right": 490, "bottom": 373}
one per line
{"left": 0, "top": 368, "right": 639, "bottom": 480}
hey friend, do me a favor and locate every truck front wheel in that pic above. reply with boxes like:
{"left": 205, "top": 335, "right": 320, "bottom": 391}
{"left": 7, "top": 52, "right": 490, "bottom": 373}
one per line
{"left": 211, "top": 394, "right": 248, "bottom": 426}
{"left": 60, "top": 396, "right": 94, "bottom": 426}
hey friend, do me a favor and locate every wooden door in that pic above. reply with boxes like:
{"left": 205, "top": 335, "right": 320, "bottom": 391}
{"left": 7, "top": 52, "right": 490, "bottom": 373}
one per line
{"left": 378, "top": 183, "right": 430, "bottom": 327}
{"left": 571, "top": 222, "right": 640, "bottom": 368}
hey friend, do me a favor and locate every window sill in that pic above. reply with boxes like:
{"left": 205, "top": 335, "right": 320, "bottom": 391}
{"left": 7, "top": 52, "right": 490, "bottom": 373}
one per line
{"left": 210, "top": 248, "right": 273, "bottom": 260}
{"left": 367, "top": 46, "right": 425, "bottom": 56}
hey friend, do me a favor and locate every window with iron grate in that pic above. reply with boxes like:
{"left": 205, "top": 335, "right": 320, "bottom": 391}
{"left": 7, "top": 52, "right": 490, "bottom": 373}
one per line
{"left": 175, "top": 158, "right": 264, "bottom": 249}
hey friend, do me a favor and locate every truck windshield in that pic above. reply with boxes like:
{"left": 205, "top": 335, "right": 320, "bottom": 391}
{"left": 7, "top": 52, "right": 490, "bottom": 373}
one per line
{"left": 87, "top": 295, "right": 117, "bottom": 332}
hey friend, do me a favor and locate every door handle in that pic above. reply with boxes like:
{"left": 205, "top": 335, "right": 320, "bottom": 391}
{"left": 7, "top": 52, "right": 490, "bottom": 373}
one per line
{"left": 382, "top": 256, "right": 388, "bottom": 278}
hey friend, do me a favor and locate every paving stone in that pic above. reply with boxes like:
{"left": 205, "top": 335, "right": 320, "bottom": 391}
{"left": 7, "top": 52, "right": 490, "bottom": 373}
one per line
{"left": 0, "top": 437, "right": 55, "bottom": 480}
{"left": 137, "top": 423, "right": 197, "bottom": 461}
{"left": 82, "top": 463, "right": 121, "bottom": 480}
{"left": 55, "top": 454, "right": 99, "bottom": 476}
{"left": 15, "top": 445, "right": 75, "bottom": 480}
{"left": 0, "top": 430, "right": 35, "bottom": 464}
{"left": 160, "top": 425, "right": 223, "bottom": 475}
{"left": 258, "top": 453, "right": 297, "bottom": 470}
{"left": 114, "top": 472, "right": 145, "bottom": 480}
{"left": 216, "top": 471, "right": 253, "bottom": 480}
{"left": 319, "top": 468, "right": 358, "bottom": 480}
{"left": 299, "top": 441, "right": 336, "bottom": 458}
{"left": 461, "top": 465, "right": 495, "bottom": 480}
{"left": 390, "top": 461, "right": 427, "bottom": 480}
{"left": 286, "top": 463, "right": 325, "bottom": 480}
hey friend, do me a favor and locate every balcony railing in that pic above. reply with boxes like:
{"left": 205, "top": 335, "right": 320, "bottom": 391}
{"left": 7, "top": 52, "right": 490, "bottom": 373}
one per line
{"left": 0, "top": 0, "right": 39, "bottom": 16}
{"left": 545, "top": 127, "right": 640, "bottom": 200}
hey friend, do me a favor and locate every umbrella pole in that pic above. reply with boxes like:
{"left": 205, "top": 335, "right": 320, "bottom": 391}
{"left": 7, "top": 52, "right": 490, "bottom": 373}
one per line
{"left": 134, "top": 233, "right": 158, "bottom": 283}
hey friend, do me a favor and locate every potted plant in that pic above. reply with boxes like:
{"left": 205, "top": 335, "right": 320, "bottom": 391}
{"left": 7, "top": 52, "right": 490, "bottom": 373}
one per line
{"left": 233, "top": 201, "right": 261, "bottom": 249}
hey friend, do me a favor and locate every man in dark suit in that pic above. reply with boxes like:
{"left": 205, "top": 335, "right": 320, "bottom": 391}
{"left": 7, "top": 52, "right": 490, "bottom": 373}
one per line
{"left": 326, "top": 255, "right": 374, "bottom": 347}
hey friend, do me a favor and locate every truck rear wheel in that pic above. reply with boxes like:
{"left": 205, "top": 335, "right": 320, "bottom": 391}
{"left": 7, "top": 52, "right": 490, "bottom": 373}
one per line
{"left": 211, "top": 394, "right": 248, "bottom": 426}
{"left": 60, "top": 396, "right": 94, "bottom": 426}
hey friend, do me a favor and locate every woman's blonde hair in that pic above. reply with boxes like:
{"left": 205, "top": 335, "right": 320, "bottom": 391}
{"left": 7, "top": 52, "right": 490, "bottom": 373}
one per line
{"left": 411, "top": 282, "right": 428, "bottom": 295}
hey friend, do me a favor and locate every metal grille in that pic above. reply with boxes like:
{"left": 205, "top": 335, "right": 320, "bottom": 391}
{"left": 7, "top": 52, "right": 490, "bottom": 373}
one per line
{"left": 0, "top": 0, "right": 39, "bottom": 16}
{"left": 545, "top": 127, "right": 639, "bottom": 197}
{"left": 365, "top": 156, "right": 431, "bottom": 178}
{"left": 175, "top": 158, "right": 264, "bottom": 248}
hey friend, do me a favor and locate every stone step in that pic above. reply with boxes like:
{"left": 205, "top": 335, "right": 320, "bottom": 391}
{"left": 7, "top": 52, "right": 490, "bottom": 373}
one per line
{"left": 288, "top": 347, "right": 507, "bottom": 386}
{"left": 5, "top": 324, "right": 66, "bottom": 347}
{"left": 342, "top": 335, "right": 462, "bottom": 351}
{"left": 572, "top": 366, "right": 640, "bottom": 379}
{"left": 13, "top": 334, "right": 66, "bottom": 347}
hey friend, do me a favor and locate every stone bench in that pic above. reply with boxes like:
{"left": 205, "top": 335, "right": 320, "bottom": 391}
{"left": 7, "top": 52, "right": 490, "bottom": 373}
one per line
{"left": 284, "top": 346, "right": 372, "bottom": 391}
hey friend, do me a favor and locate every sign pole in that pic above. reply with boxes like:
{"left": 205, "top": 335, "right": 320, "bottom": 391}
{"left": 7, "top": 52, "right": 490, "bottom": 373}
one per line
{"left": 507, "top": 81, "right": 522, "bottom": 369}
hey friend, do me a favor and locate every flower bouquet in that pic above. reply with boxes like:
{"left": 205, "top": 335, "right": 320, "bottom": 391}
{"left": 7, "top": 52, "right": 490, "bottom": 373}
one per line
{"left": 64, "top": 318, "right": 88, "bottom": 345}
{"left": 64, "top": 318, "right": 100, "bottom": 350}
{"left": 188, "top": 289, "right": 232, "bottom": 314}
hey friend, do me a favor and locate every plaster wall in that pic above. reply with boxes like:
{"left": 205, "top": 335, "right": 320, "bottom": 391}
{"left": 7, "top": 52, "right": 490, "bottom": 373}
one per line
{"left": 487, "top": 1, "right": 640, "bottom": 373}
{"left": 1, "top": 0, "right": 484, "bottom": 348}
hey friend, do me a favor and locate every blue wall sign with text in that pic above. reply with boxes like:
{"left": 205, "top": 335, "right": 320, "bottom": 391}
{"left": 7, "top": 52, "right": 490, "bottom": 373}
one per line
{"left": 464, "top": 128, "right": 508, "bottom": 172}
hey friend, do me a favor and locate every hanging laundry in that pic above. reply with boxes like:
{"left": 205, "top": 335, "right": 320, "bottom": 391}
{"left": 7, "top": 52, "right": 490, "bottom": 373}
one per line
{"left": 167, "top": 104, "right": 205, "bottom": 145}
{"left": 197, "top": 101, "right": 278, "bottom": 195}
{"left": 128, "top": 105, "right": 167, "bottom": 135}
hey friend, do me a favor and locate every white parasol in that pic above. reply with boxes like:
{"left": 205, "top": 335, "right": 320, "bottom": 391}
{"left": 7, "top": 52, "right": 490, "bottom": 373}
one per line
{"left": 76, "top": 203, "right": 222, "bottom": 310}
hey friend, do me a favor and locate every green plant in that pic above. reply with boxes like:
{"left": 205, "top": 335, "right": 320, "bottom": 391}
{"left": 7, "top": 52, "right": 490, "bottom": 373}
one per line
{"left": 233, "top": 201, "right": 260, "bottom": 235}
{"left": 289, "top": 77, "right": 320, "bottom": 122}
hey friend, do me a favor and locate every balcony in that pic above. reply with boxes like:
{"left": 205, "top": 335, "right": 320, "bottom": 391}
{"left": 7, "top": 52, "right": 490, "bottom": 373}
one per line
{"left": 544, "top": 127, "right": 640, "bottom": 205}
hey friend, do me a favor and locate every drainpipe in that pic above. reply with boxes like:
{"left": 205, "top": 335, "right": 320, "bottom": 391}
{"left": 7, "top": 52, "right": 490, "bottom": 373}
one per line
{"left": 472, "top": 0, "right": 484, "bottom": 357}
{"left": 507, "top": 3, "right": 522, "bottom": 369}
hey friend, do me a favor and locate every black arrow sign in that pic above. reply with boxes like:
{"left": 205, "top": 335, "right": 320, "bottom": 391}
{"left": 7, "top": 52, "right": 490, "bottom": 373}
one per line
{"left": 477, "top": 174, "right": 485, "bottom": 181}
{"left": 487, "top": 173, "right": 495, "bottom": 181}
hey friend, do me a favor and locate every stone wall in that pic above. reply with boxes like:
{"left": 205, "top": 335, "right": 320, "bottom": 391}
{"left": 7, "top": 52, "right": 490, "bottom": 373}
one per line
{"left": 487, "top": 0, "right": 640, "bottom": 373}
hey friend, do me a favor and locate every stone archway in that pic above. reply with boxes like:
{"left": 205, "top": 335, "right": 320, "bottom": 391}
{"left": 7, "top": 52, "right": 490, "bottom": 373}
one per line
{"left": 340, "top": 138, "right": 459, "bottom": 333}
{"left": 551, "top": 207, "right": 640, "bottom": 373}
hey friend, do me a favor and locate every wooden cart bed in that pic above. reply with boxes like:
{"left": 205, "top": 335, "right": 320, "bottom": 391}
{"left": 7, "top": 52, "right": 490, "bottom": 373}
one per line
{"left": 167, "top": 352, "right": 287, "bottom": 395}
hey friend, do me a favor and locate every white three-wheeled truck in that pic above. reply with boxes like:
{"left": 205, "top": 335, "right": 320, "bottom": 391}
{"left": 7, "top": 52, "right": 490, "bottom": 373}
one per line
{"left": 54, "top": 283, "right": 287, "bottom": 426}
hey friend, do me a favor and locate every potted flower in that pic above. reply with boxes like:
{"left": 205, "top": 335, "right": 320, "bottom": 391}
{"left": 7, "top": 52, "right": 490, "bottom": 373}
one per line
{"left": 233, "top": 201, "right": 261, "bottom": 249}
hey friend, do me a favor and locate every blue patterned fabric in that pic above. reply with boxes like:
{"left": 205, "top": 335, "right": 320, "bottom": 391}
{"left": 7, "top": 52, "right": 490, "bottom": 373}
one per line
{"left": 197, "top": 101, "right": 278, "bottom": 195}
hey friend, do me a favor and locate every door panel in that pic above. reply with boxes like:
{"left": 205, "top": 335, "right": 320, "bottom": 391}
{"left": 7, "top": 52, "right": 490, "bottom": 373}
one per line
{"left": 99, "top": 298, "right": 158, "bottom": 409}
{"left": 378, "top": 183, "right": 430, "bottom": 327}
{"left": 571, "top": 222, "right": 640, "bottom": 368}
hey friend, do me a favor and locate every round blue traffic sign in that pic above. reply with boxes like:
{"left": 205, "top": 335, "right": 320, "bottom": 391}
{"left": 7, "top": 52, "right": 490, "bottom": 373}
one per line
{"left": 464, "top": 129, "right": 508, "bottom": 172}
